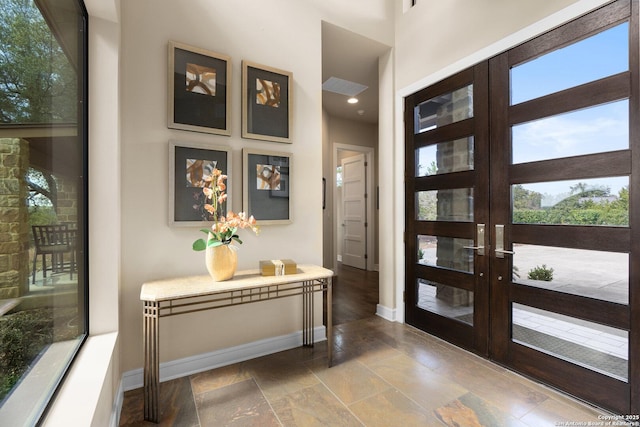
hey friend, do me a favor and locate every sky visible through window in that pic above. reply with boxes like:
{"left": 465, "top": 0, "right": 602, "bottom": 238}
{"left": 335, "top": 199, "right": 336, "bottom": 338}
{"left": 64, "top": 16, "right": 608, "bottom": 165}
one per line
{"left": 417, "top": 22, "right": 630, "bottom": 202}
{"left": 511, "top": 22, "right": 629, "bottom": 199}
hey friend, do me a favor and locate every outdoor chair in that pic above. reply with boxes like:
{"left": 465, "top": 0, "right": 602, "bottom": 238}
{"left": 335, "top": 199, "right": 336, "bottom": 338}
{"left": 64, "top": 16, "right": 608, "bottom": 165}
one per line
{"left": 31, "top": 224, "right": 76, "bottom": 284}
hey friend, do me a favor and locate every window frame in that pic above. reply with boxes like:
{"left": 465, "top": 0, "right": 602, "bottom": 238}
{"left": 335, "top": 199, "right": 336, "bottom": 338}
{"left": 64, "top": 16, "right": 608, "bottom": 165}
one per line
{"left": 0, "top": 0, "right": 89, "bottom": 424}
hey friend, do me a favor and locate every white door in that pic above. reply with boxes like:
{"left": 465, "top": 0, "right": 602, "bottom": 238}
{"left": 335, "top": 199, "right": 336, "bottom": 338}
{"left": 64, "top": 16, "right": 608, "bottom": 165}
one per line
{"left": 341, "top": 154, "right": 367, "bottom": 269}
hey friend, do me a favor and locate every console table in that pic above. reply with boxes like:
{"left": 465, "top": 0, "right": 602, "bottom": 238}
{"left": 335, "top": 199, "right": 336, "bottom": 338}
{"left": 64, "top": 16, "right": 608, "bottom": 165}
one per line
{"left": 139, "top": 264, "right": 334, "bottom": 423}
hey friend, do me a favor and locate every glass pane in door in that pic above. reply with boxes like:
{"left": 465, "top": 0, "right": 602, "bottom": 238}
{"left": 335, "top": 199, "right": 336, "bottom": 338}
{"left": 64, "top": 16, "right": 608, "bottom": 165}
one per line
{"left": 416, "top": 137, "right": 474, "bottom": 176}
{"left": 511, "top": 22, "right": 628, "bottom": 104}
{"left": 513, "top": 303, "right": 628, "bottom": 381}
{"left": 418, "top": 279, "right": 474, "bottom": 325}
{"left": 512, "top": 100, "right": 628, "bottom": 164}
{"left": 512, "top": 177, "right": 629, "bottom": 226}
{"left": 414, "top": 84, "right": 473, "bottom": 133}
{"left": 512, "top": 245, "right": 628, "bottom": 304}
{"left": 417, "top": 188, "right": 474, "bottom": 221}
{"left": 417, "top": 235, "right": 474, "bottom": 273}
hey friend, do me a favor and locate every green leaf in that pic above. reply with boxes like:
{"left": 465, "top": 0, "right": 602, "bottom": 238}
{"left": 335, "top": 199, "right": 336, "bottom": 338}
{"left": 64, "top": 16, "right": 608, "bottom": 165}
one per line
{"left": 199, "top": 228, "right": 211, "bottom": 235}
{"left": 207, "top": 240, "right": 223, "bottom": 248}
{"left": 192, "top": 239, "right": 206, "bottom": 251}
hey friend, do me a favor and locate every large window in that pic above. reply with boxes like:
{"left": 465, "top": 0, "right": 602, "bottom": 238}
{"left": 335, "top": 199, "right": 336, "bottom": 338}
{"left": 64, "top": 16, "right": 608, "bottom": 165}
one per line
{"left": 0, "top": 0, "right": 87, "bottom": 424}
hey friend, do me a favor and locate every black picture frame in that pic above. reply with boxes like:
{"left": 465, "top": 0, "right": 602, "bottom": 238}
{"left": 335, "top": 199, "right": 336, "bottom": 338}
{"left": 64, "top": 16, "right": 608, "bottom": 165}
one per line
{"left": 169, "top": 140, "right": 232, "bottom": 226}
{"left": 168, "top": 41, "right": 231, "bottom": 135}
{"left": 242, "top": 60, "right": 292, "bottom": 143}
{"left": 243, "top": 148, "right": 291, "bottom": 224}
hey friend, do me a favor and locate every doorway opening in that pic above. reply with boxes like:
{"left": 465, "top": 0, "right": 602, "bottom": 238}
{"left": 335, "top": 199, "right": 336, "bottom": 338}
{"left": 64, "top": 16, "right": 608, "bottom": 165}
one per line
{"left": 333, "top": 143, "right": 375, "bottom": 272}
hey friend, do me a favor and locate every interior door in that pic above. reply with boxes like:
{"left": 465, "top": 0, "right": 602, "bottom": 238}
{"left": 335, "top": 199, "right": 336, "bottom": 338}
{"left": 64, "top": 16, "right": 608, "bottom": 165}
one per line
{"left": 341, "top": 154, "right": 367, "bottom": 269}
{"left": 404, "top": 63, "right": 490, "bottom": 354}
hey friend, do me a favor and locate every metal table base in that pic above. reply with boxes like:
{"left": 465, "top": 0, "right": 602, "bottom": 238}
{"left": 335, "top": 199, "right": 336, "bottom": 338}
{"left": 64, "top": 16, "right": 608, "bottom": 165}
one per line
{"left": 140, "top": 265, "right": 334, "bottom": 423}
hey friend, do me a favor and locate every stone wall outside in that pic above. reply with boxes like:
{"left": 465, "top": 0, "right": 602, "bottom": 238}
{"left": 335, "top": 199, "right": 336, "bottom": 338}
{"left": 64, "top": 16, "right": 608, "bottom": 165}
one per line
{"left": 0, "top": 138, "right": 30, "bottom": 298}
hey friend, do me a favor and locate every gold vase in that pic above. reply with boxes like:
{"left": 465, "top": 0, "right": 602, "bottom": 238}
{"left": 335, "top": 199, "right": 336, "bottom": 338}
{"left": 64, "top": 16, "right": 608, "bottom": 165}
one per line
{"left": 205, "top": 242, "right": 238, "bottom": 281}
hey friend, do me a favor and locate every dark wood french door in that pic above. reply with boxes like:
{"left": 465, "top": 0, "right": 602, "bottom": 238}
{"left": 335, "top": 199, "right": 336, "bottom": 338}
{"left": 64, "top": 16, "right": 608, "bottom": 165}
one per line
{"left": 404, "top": 63, "right": 491, "bottom": 355}
{"left": 405, "top": 0, "right": 639, "bottom": 414}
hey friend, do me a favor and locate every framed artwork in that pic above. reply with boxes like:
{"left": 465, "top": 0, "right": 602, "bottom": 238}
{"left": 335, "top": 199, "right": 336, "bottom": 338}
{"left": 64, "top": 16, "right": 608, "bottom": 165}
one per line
{"left": 242, "top": 60, "right": 292, "bottom": 143}
{"left": 168, "top": 41, "right": 231, "bottom": 135}
{"left": 243, "top": 148, "right": 291, "bottom": 224}
{"left": 169, "top": 140, "right": 232, "bottom": 226}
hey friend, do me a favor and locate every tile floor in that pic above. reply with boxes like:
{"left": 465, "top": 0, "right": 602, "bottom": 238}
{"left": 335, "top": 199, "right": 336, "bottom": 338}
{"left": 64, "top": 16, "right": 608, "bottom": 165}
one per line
{"left": 119, "top": 315, "right": 611, "bottom": 427}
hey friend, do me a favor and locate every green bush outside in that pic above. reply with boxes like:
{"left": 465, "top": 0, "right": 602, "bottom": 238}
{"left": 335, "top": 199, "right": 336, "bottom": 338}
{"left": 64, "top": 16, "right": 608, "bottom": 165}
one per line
{"left": 513, "top": 185, "right": 629, "bottom": 227}
{"left": 28, "top": 206, "right": 58, "bottom": 227}
{"left": 0, "top": 308, "right": 77, "bottom": 400}
{"left": 528, "top": 264, "right": 554, "bottom": 281}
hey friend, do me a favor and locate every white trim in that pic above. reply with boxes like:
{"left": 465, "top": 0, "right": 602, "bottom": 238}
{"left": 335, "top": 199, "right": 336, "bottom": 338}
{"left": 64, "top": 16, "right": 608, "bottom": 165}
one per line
{"left": 332, "top": 142, "right": 376, "bottom": 272}
{"left": 394, "top": 91, "right": 406, "bottom": 324}
{"left": 110, "top": 379, "right": 124, "bottom": 427}
{"left": 376, "top": 304, "right": 396, "bottom": 321}
{"left": 121, "top": 326, "right": 327, "bottom": 391}
{"left": 41, "top": 333, "right": 118, "bottom": 427}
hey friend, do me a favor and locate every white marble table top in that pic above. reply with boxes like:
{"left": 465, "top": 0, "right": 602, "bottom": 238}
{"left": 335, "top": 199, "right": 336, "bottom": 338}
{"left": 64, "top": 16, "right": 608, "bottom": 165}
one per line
{"left": 140, "top": 264, "right": 334, "bottom": 302}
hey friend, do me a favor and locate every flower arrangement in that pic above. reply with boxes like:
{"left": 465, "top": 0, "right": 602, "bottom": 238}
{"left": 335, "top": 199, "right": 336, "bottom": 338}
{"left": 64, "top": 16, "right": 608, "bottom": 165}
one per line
{"left": 192, "top": 168, "right": 259, "bottom": 251}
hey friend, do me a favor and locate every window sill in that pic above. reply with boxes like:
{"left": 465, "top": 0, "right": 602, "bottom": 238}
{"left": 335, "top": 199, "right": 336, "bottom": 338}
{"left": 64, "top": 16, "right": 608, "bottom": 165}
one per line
{"left": 0, "top": 338, "right": 82, "bottom": 426}
{"left": 41, "top": 332, "right": 118, "bottom": 427}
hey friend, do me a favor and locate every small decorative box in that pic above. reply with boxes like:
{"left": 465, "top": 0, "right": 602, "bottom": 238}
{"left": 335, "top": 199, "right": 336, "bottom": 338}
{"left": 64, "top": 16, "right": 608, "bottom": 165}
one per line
{"left": 259, "top": 259, "right": 297, "bottom": 276}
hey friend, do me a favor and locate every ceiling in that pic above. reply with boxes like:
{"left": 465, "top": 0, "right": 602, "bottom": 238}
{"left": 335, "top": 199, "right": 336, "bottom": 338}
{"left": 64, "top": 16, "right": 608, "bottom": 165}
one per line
{"left": 321, "top": 22, "right": 391, "bottom": 125}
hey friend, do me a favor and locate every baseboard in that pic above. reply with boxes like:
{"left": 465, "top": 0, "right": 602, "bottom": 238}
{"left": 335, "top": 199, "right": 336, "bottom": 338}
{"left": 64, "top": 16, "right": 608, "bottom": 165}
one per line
{"left": 376, "top": 304, "right": 396, "bottom": 322}
{"left": 121, "top": 326, "right": 327, "bottom": 392}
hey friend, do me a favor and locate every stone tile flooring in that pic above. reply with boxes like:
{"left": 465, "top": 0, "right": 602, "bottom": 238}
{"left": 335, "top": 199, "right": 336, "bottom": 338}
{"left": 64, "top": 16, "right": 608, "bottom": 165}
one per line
{"left": 119, "top": 316, "right": 610, "bottom": 426}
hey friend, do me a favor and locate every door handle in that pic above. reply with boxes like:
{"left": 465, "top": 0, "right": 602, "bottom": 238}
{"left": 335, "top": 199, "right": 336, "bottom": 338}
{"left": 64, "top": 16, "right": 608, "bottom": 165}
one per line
{"left": 495, "top": 224, "right": 514, "bottom": 258}
{"left": 463, "top": 224, "right": 485, "bottom": 256}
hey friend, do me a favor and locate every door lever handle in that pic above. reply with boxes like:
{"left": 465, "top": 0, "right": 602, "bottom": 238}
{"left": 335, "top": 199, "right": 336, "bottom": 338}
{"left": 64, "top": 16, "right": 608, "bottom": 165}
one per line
{"left": 463, "top": 224, "right": 485, "bottom": 256}
{"left": 494, "top": 225, "right": 514, "bottom": 258}
{"left": 495, "top": 248, "right": 515, "bottom": 256}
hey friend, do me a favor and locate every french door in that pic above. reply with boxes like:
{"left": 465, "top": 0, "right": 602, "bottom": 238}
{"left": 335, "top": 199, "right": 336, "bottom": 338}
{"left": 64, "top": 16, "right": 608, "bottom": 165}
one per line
{"left": 405, "top": 62, "right": 491, "bottom": 355}
{"left": 405, "top": 0, "right": 639, "bottom": 414}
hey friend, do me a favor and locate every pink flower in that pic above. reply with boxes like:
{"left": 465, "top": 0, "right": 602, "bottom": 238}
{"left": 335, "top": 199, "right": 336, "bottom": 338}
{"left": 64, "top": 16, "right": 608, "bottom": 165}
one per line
{"left": 193, "top": 168, "right": 260, "bottom": 250}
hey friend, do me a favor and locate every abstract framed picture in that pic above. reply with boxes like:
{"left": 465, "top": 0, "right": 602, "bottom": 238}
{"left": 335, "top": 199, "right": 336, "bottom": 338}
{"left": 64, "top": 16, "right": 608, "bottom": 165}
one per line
{"left": 168, "top": 41, "right": 231, "bottom": 135}
{"left": 241, "top": 60, "right": 292, "bottom": 143}
{"left": 169, "top": 140, "right": 232, "bottom": 226}
{"left": 243, "top": 148, "right": 291, "bottom": 225}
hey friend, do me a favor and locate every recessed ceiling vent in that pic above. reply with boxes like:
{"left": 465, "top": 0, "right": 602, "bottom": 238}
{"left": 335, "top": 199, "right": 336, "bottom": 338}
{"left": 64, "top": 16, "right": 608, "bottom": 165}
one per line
{"left": 322, "top": 77, "right": 368, "bottom": 97}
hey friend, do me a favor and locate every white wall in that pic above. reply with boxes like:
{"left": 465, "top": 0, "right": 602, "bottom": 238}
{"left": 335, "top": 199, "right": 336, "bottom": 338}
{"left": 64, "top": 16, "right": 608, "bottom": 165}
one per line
{"left": 396, "top": 0, "right": 589, "bottom": 89}
{"left": 119, "top": 0, "right": 394, "bottom": 374}
{"left": 377, "top": 47, "right": 395, "bottom": 316}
